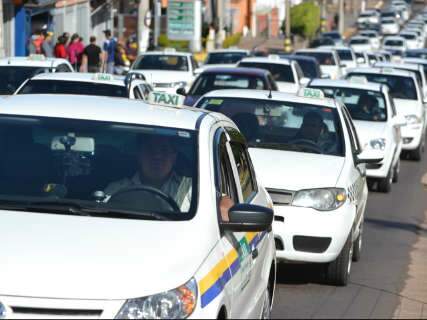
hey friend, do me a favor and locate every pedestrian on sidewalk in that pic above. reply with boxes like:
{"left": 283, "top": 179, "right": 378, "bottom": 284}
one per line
{"left": 102, "top": 30, "right": 117, "bottom": 74}
{"left": 67, "top": 33, "right": 84, "bottom": 71}
{"left": 41, "top": 31, "right": 54, "bottom": 58}
{"left": 80, "top": 36, "right": 102, "bottom": 73}
{"left": 54, "top": 36, "right": 68, "bottom": 59}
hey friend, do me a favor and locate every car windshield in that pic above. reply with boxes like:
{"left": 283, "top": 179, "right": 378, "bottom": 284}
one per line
{"left": 296, "top": 52, "right": 336, "bottom": 66}
{"left": 198, "top": 97, "right": 345, "bottom": 156}
{"left": 311, "top": 86, "right": 387, "bottom": 122}
{"left": 18, "top": 80, "right": 128, "bottom": 98}
{"left": 291, "top": 59, "right": 321, "bottom": 78}
{"left": 206, "top": 52, "right": 248, "bottom": 64}
{"left": 239, "top": 62, "right": 295, "bottom": 83}
{"left": 384, "top": 40, "right": 404, "bottom": 46}
{"left": 382, "top": 20, "right": 396, "bottom": 24}
{"left": 347, "top": 73, "right": 418, "bottom": 100}
{"left": 0, "top": 116, "right": 198, "bottom": 220}
{"left": 0, "top": 66, "right": 50, "bottom": 95}
{"left": 350, "top": 38, "right": 369, "bottom": 45}
{"left": 381, "top": 12, "right": 396, "bottom": 18}
{"left": 400, "top": 34, "right": 416, "bottom": 40}
{"left": 360, "top": 32, "right": 376, "bottom": 38}
{"left": 188, "top": 73, "right": 267, "bottom": 96}
{"left": 405, "top": 51, "right": 427, "bottom": 59}
{"left": 322, "top": 32, "right": 341, "bottom": 39}
{"left": 360, "top": 12, "right": 374, "bottom": 17}
{"left": 133, "top": 55, "right": 189, "bottom": 71}
{"left": 337, "top": 50, "right": 353, "bottom": 61}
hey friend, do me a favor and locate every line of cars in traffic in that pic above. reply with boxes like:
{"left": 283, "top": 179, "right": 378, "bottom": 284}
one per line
{"left": 0, "top": 5, "right": 427, "bottom": 319}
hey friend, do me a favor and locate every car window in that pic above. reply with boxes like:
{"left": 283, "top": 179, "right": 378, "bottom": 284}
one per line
{"left": 56, "top": 64, "right": 72, "bottom": 73}
{"left": 384, "top": 40, "right": 404, "bottom": 46}
{"left": 198, "top": 97, "right": 345, "bottom": 157}
{"left": 218, "top": 133, "right": 238, "bottom": 202}
{"left": 346, "top": 73, "right": 418, "bottom": 100}
{"left": 18, "top": 80, "right": 129, "bottom": 98}
{"left": 341, "top": 106, "right": 362, "bottom": 155}
{"left": 133, "top": 55, "right": 189, "bottom": 71}
{"left": 350, "top": 38, "right": 369, "bottom": 45}
{"left": 0, "top": 66, "right": 49, "bottom": 95}
{"left": 0, "top": 116, "right": 198, "bottom": 220}
{"left": 188, "top": 73, "right": 266, "bottom": 96}
{"left": 296, "top": 52, "right": 336, "bottom": 66}
{"left": 206, "top": 52, "right": 248, "bottom": 64}
{"left": 239, "top": 62, "right": 295, "bottom": 83}
{"left": 310, "top": 86, "right": 387, "bottom": 122}
{"left": 337, "top": 50, "right": 353, "bottom": 61}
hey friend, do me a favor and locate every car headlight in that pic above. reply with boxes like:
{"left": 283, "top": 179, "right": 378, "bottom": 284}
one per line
{"left": 405, "top": 114, "right": 422, "bottom": 125}
{"left": 292, "top": 188, "right": 347, "bottom": 211}
{"left": 370, "top": 138, "right": 386, "bottom": 150}
{"left": 172, "top": 81, "right": 187, "bottom": 88}
{"left": 116, "top": 278, "right": 197, "bottom": 319}
{"left": 0, "top": 302, "right": 7, "bottom": 319}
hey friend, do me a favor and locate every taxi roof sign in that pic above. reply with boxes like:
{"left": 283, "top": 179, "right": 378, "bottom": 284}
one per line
{"left": 349, "top": 76, "right": 368, "bottom": 84}
{"left": 148, "top": 91, "right": 185, "bottom": 107}
{"left": 298, "top": 88, "right": 325, "bottom": 99}
{"left": 268, "top": 54, "right": 281, "bottom": 60}
{"left": 93, "top": 73, "right": 114, "bottom": 81}
{"left": 28, "top": 54, "right": 46, "bottom": 61}
{"left": 381, "top": 67, "right": 396, "bottom": 74}
{"left": 164, "top": 48, "right": 177, "bottom": 53}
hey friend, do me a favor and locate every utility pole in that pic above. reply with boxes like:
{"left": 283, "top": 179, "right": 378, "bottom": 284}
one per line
{"left": 338, "top": 0, "right": 345, "bottom": 35}
{"left": 284, "top": 0, "right": 292, "bottom": 52}
{"left": 138, "top": 0, "right": 150, "bottom": 53}
{"left": 216, "top": 0, "right": 224, "bottom": 48}
{"left": 321, "top": 0, "right": 327, "bottom": 33}
{"left": 0, "top": 0, "right": 4, "bottom": 58}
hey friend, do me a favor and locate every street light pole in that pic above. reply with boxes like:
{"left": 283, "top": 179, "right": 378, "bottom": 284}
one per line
{"left": 138, "top": 0, "right": 150, "bottom": 53}
{"left": 338, "top": 0, "right": 345, "bottom": 35}
{"left": 284, "top": 0, "right": 292, "bottom": 52}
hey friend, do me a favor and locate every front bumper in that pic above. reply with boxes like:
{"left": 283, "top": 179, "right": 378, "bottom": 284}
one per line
{"left": 401, "top": 124, "right": 424, "bottom": 150}
{"left": 273, "top": 202, "right": 355, "bottom": 263}
{"left": 366, "top": 145, "right": 399, "bottom": 179}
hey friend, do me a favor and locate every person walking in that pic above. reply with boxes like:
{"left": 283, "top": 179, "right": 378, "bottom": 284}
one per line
{"left": 102, "top": 30, "right": 117, "bottom": 74}
{"left": 67, "top": 33, "right": 84, "bottom": 71}
{"left": 80, "top": 36, "right": 102, "bottom": 73}
{"left": 54, "top": 36, "right": 68, "bottom": 59}
{"left": 41, "top": 31, "right": 54, "bottom": 57}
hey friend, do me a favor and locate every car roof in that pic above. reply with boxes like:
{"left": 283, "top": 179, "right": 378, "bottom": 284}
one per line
{"left": 0, "top": 95, "right": 208, "bottom": 130}
{"left": 240, "top": 56, "right": 292, "bottom": 65}
{"left": 309, "top": 79, "right": 383, "bottom": 92}
{"left": 374, "top": 62, "right": 421, "bottom": 71}
{"left": 319, "top": 46, "right": 353, "bottom": 51}
{"left": 201, "top": 67, "right": 271, "bottom": 76}
{"left": 208, "top": 49, "right": 250, "bottom": 54}
{"left": 347, "top": 67, "right": 416, "bottom": 78}
{"left": 297, "top": 48, "right": 337, "bottom": 54}
{"left": 350, "top": 36, "right": 370, "bottom": 40}
{"left": 137, "top": 51, "right": 192, "bottom": 57}
{"left": 285, "top": 55, "right": 318, "bottom": 63}
{"left": 0, "top": 56, "right": 71, "bottom": 68}
{"left": 29, "top": 72, "right": 126, "bottom": 86}
{"left": 201, "top": 89, "right": 337, "bottom": 108}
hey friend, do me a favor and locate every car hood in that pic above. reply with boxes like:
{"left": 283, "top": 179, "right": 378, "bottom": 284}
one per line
{"left": 353, "top": 120, "right": 387, "bottom": 147}
{"left": 131, "top": 70, "right": 193, "bottom": 84}
{"left": 277, "top": 82, "right": 299, "bottom": 94}
{"left": 0, "top": 211, "right": 207, "bottom": 300}
{"left": 393, "top": 98, "right": 421, "bottom": 117}
{"left": 249, "top": 148, "right": 345, "bottom": 191}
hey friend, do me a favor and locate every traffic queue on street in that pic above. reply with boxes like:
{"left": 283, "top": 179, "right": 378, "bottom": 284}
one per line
{"left": 0, "top": 1, "right": 426, "bottom": 319}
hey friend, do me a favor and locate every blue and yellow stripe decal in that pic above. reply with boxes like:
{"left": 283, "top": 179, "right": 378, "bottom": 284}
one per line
{"left": 199, "top": 231, "right": 268, "bottom": 308}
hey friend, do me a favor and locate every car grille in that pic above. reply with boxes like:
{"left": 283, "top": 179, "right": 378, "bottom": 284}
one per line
{"left": 267, "top": 188, "right": 294, "bottom": 205}
{"left": 11, "top": 306, "right": 103, "bottom": 319}
{"left": 153, "top": 82, "right": 172, "bottom": 88}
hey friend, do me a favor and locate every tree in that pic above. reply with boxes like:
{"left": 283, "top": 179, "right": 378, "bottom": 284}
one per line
{"left": 288, "top": 1, "right": 320, "bottom": 40}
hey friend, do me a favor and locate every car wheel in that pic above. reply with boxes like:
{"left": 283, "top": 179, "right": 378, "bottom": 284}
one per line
{"left": 367, "top": 178, "right": 376, "bottom": 191}
{"left": 377, "top": 169, "right": 392, "bottom": 193}
{"left": 352, "top": 223, "right": 363, "bottom": 262}
{"left": 325, "top": 232, "right": 353, "bottom": 286}
{"left": 410, "top": 138, "right": 425, "bottom": 161}
{"left": 392, "top": 159, "right": 400, "bottom": 183}
{"left": 261, "top": 284, "right": 272, "bottom": 319}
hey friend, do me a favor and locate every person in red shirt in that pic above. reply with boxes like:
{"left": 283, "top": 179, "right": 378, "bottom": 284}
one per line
{"left": 54, "top": 36, "right": 68, "bottom": 59}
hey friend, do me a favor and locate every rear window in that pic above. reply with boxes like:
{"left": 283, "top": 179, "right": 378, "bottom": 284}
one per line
{"left": 400, "top": 34, "right": 416, "bottom": 40}
{"left": 296, "top": 52, "right": 336, "bottom": 66}
{"left": 384, "top": 40, "right": 404, "bottom": 46}
{"left": 18, "top": 80, "right": 128, "bottom": 98}
{"left": 350, "top": 38, "right": 369, "bottom": 45}
{"left": 239, "top": 62, "right": 295, "bottom": 83}
{"left": 337, "top": 50, "right": 354, "bottom": 61}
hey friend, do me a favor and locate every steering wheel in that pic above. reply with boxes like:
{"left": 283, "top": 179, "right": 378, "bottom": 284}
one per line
{"left": 108, "top": 186, "right": 181, "bottom": 213}
{"left": 288, "top": 139, "right": 323, "bottom": 154}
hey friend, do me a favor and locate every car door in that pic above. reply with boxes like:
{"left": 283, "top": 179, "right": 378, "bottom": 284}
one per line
{"left": 388, "top": 92, "right": 403, "bottom": 159}
{"left": 226, "top": 127, "right": 271, "bottom": 318}
{"left": 341, "top": 106, "right": 368, "bottom": 229}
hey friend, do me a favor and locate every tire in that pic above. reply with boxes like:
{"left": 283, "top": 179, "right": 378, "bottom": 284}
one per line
{"left": 261, "top": 284, "right": 272, "bottom": 319}
{"left": 367, "top": 178, "right": 376, "bottom": 191}
{"left": 377, "top": 169, "right": 392, "bottom": 193}
{"left": 392, "top": 159, "right": 400, "bottom": 183}
{"left": 352, "top": 223, "right": 363, "bottom": 262}
{"left": 410, "top": 144, "right": 423, "bottom": 161}
{"left": 325, "top": 232, "right": 353, "bottom": 286}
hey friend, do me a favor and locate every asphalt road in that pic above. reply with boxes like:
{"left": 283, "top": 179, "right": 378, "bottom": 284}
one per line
{"left": 271, "top": 151, "right": 427, "bottom": 318}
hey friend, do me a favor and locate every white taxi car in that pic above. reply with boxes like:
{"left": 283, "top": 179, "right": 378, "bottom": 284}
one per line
{"left": 197, "top": 89, "right": 383, "bottom": 286}
{"left": 237, "top": 56, "right": 308, "bottom": 94}
{"left": 295, "top": 48, "right": 343, "bottom": 80}
{"left": 0, "top": 55, "right": 73, "bottom": 95}
{"left": 14, "top": 72, "right": 152, "bottom": 100}
{"left": 348, "top": 36, "right": 373, "bottom": 53}
{"left": 346, "top": 67, "right": 426, "bottom": 160}
{"left": 0, "top": 94, "right": 276, "bottom": 319}
{"left": 130, "top": 49, "right": 198, "bottom": 94}
{"left": 309, "top": 78, "right": 405, "bottom": 192}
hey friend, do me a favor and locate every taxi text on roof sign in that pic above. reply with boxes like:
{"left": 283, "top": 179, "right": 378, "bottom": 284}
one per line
{"left": 148, "top": 91, "right": 185, "bottom": 107}
{"left": 298, "top": 88, "right": 325, "bottom": 99}
{"left": 93, "top": 73, "right": 114, "bottom": 81}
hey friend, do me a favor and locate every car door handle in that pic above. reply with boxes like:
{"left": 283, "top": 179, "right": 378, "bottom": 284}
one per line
{"left": 252, "top": 248, "right": 259, "bottom": 259}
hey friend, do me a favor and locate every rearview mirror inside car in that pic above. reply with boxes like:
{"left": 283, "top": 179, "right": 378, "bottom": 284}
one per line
{"left": 51, "top": 135, "right": 95, "bottom": 154}
{"left": 221, "top": 204, "right": 274, "bottom": 232}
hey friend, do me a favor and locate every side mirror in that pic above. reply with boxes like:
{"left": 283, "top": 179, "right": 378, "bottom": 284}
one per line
{"left": 176, "top": 87, "right": 187, "bottom": 96}
{"left": 221, "top": 204, "right": 274, "bottom": 232}
{"left": 299, "top": 77, "right": 310, "bottom": 86}
{"left": 356, "top": 149, "right": 384, "bottom": 165}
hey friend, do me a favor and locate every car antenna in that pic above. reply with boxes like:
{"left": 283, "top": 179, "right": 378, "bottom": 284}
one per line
{"left": 268, "top": 89, "right": 272, "bottom": 99}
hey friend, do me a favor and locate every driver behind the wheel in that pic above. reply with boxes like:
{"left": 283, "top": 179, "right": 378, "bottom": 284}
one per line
{"left": 104, "top": 134, "right": 192, "bottom": 211}
{"left": 294, "top": 111, "right": 325, "bottom": 144}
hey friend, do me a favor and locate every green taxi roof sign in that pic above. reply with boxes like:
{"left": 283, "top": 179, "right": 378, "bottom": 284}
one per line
{"left": 28, "top": 54, "right": 46, "bottom": 61}
{"left": 148, "top": 91, "right": 185, "bottom": 107}
{"left": 298, "top": 88, "right": 325, "bottom": 99}
{"left": 349, "top": 76, "right": 368, "bottom": 84}
{"left": 93, "top": 73, "right": 114, "bottom": 81}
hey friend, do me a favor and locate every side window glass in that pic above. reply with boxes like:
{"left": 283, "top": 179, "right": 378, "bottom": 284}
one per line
{"left": 133, "top": 86, "right": 143, "bottom": 99}
{"left": 342, "top": 106, "right": 361, "bottom": 155}
{"left": 230, "top": 142, "right": 257, "bottom": 202}
{"left": 56, "top": 64, "right": 71, "bottom": 73}
{"left": 191, "top": 57, "right": 198, "bottom": 72}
